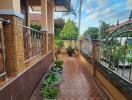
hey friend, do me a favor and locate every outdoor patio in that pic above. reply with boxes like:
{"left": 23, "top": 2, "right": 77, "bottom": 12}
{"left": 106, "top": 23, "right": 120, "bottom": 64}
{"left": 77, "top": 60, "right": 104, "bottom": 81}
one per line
{"left": 0, "top": 0, "right": 132, "bottom": 100}
{"left": 30, "top": 54, "right": 109, "bottom": 100}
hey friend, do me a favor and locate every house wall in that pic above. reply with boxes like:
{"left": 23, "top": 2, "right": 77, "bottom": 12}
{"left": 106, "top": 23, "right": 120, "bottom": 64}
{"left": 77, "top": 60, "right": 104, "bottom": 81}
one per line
{"left": 95, "top": 69, "right": 127, "bottom": 100}
{"left": 80, "top": 39, "right": 131, "bottom": 100}
{"left": 81, "top": 53, "right": 128, "bottom": 100}
{"left": 0, "top": 52, "right": 53, "bottom": 100}
{"left": 0, "top": 0, "right": 21, "bottom": 13}
{"left": 0, "top": 0, "right": 54, "bottom": 100}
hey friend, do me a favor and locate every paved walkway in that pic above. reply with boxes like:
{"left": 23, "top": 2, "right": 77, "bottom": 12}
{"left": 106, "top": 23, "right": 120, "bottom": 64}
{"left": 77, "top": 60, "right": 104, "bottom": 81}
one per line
{"left": 58, "top": 54, "right": 109, "bottom": 100}
{"left": 30, "top": 54, "right": 109, "bottom": 100}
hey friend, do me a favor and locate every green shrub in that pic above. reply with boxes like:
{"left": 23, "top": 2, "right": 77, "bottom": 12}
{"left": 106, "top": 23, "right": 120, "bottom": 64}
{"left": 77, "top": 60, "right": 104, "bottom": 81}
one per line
{"left": 51, "top": 66, "right": 63, "bottom": 73}
{"left": 126, "top": 49, "right": 132, "bottom": 62}
{"left": 30, "top": 24, "right": 42, "bottom": 39}
{"left": 54, "top": 59, "right": 64, "bottom": 66}
{"left": 44, "top": 73, "right": 61, "bottom": 85}
{"left": 30, "top": 24, "right": 42, "bottom": 31}
{"left": 55, "top": 40, "right": 64, "bottom": 49}
{"left": 40, "top": 85, "right": 59, "bottom": 99}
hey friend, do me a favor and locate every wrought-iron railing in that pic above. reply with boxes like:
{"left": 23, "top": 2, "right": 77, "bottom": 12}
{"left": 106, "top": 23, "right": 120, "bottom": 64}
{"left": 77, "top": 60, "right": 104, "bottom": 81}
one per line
{"left": 99, "top": 22, "right": 132, "bottom": 83}
{"left": 22, "top": 25, "right": 44, "bottom": 61}
{"left": 81, "top": 22, "right": 132, "bottom": 83}
{"left": 81, "top": 39, "right": 92, "bottom": 57}
{"left": 0, "top": 18, "right": 10, "bottom": 79}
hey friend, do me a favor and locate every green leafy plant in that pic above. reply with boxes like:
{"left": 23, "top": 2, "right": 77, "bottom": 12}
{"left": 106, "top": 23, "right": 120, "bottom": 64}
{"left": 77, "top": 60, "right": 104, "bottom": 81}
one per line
{"left": 55, "top": 40, "right": 64, "bottom": 49}
{"left": 55, "top": 40, "right": 64, "bottom": 55}
{"left": 40, "top": 85, "right": 59, "bottom": 99}
{"left": 30, "top": 24, "right": 42, "bottom": 39}
{"left": 102, "top": 44, "right": 124, "bottom": 67}
{"left": 126, "top": 49, "right": 132, "bottom": 63}
{"left": 54, "top": 59, "right": 64, "bottom": 67}
{"left": 83, "top": 27, "right": 99, "bottom": 40}
{"left": 61, "top": 19, "right": 78, "bottom": 40}
{"left": 51, "top": 66, "right": 63, "bottom": 73}
{"left": 30, "top": 24, "right": 42, "bottom": 31}
{"left": 44, "top": 73, "right": 61, "bottom": 85}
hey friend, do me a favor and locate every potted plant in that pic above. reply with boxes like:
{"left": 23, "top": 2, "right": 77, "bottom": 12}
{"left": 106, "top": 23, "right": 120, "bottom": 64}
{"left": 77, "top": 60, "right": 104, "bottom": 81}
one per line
{"left": 40, "top": 85, "right": 59, "bottom": 100}
{"left": 43, "top": 73, "right": 61, "bottom": 85}
{"left": 50, "top": 66, "right": 63, "bottom": 73}
{"left": 54, "top": 59, "right": 63, "bottom": 67}
{"left": 50, "top": 60, "right": 64, "bottom": 73}
{"left": 55, "top": 40, "right": 64, "bottom": 54}
{"left": 66, "top": 45, "right": 75, "bottom": 56}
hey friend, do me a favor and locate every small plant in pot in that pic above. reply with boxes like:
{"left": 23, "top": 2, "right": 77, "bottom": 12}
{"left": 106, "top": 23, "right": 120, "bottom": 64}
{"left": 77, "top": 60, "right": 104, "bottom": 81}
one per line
{"left": 55, "top": 40, "right": 64, "bottom": 54}
{"left": 40, "top": 85, "right": 59, "bottom": 100}
{"left": 66, "top": 45, "right": 75, "bottom": 56}
{"left": 50, "top": 59, "right": 64, "bottom": 73}
{"left": 43, "top": 73, "right": 61, "bottom": 85}
{"left": 54, "top": 59, "right": 64, "bottom": 67}
{"left": 50, "top": 66, "right": 63, "bottom": 73}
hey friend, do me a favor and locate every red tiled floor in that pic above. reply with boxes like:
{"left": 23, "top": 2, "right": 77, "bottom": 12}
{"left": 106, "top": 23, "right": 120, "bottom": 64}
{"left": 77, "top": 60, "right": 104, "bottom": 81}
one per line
{"left": 30, "top": 54, "right": 109, "bottom": 100}
{"left": 58, "top": 54, "right": 109, "bottom": 100}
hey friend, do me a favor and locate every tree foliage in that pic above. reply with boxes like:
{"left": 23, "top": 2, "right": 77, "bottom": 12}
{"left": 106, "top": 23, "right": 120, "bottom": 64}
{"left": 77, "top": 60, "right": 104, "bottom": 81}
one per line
{"left": 61, "top": 19, "right": 78, "bottom": 40}
{"left": 100, "top": 21, "right": 110, "bottom": 39}
{"left": 55, "top": 40, "right": 64, "bottom": 48}
{"left": 54, "top": 27, "right": 62, "bottom": 39}
{"left": 83, "top": 27, "right": 99, "bottom": 40}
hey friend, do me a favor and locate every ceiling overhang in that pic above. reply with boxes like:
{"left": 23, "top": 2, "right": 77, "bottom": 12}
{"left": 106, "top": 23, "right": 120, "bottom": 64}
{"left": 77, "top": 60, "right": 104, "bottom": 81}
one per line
{"left": 54, "top": 0, "right": 71, "bottom": 12}
{"left": 54, "top": 18, "right": 65, "bottom": 28}
{"left": 28, "top": 0, "right": 71, "bottom": 12}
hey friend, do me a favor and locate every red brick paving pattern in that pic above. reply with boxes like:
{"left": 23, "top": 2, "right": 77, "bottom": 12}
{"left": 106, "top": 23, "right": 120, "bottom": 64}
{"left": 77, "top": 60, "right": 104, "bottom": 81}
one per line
{"left": 30, "top": 54, "right": 109, "bottom": 100}
{"left": 58, "top": 55, "right": 109, "bottom": 100}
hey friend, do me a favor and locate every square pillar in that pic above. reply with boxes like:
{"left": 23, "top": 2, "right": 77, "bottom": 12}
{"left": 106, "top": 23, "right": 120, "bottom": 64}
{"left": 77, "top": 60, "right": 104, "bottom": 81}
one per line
{"left": 92, "top": 39, "right": 101, "bottom": 76}
{"left": 47, "top": 0, "right": 54, "bottom": 33}
{"left": 41, "top": 0, "right": 49, "bottom": 54}
{"left": 20, "top": 0, "right": 30, "bottom": 26}
{"left": 0, "top": 0, "right": 25, "bottom": 76}
{"left": 47, "top": 0, "right": 54, "bottom": 60}
{"left": 43, "top": 31, "right": 48, "bottom": 54}
{"left": 51, "top": 33, "right": 55, "bottom": 61}
{"left": 48, "top": 33, "right": 51, "bottom": 51}
{"left": 0, "top": 20, "right": 6, "bottom": 80}
{"left": 0, "top": 15, "right": 25, "bottom": 76}
{"left": 47, "top": 33, "right": 54, "bottom": 60}
{"left": 51, "top": 34, "right": 54, "bottom": 51}
{"left": 41, "top": 0, "right": 48, "bottom": 30}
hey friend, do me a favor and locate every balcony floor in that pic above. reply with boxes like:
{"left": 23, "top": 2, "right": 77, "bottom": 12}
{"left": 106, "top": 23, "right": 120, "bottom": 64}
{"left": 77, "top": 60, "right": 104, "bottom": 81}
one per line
{"left": 30, "top": 54, "right": 109, "bottom": 100}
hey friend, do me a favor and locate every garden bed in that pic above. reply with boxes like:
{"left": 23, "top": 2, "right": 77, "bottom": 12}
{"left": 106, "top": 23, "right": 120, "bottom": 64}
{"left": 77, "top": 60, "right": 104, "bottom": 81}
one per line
{"left": 39, "top": 59, "right": 64, "bottom": 99}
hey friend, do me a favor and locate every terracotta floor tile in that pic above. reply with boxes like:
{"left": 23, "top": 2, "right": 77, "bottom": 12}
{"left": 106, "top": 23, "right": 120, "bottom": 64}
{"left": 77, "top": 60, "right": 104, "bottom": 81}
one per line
{"left": 30, "top": 54, "right": 109, "bottom": 100}
{"left": 57, "top": 54, "right": 109, "bottom": 100}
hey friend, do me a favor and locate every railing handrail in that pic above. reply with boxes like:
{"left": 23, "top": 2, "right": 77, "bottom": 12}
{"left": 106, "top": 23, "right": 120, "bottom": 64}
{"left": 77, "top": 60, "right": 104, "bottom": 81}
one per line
{"left": 0, "top": 18, "right": 10, "bottom": 24}
{"left": 21, "top": 24, "right": 45, "bottom": 61}
{"left": 107, "top": 30, "right": 132, "bottom": 44}
{"left": 20, "top": 25, "right": 42, "bottom": 33}
{"left": 0, "top": 72, "right": 6, "bottom": 77}
{"left": 106, "top": 21, "right": 132, "bottom": 42}
{"left": 0, "top": 18, "right": 7, "bottom": 79}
